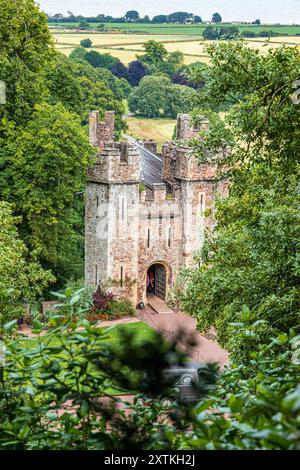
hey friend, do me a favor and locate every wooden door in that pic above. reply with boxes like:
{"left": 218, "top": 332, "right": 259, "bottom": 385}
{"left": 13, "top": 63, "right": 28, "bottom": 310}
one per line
{"left": 155, "top": 265, "right": 166, "bottom": 300}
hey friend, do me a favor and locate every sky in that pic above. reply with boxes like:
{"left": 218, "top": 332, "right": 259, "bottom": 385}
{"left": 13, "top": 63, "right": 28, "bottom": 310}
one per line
{"left": 38, "top": 1, "right": 300, "bottom": 24}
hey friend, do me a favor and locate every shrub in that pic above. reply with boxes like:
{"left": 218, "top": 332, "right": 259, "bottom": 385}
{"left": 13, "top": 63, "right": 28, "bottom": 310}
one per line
{"left": 92, "top": 286, "right": 114, "bottom": 313}
{"left": 88, "top": 287, "right": 135, "bottom": 321}
{"left": 241, "top": 30, "right": 257, "bottom": 38}
{"left": 108, "top": 300, "right": 135, "bottom": 319}
{"left": 80, "top": 38, "right": 92, "bottom": 48}
{"left": 78, "top": 22, "right": 91, "bottom": 30}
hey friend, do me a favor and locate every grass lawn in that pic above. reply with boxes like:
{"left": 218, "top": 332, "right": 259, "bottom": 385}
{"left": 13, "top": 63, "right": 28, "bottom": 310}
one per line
{"left": 21, "top": 321, "right": 158, "bottom": 348}
{"left": 126, "top": 116, "right": 176, "bottom": 150}
{"left": 18, "top": 322, "right": 162, "bottom": 396}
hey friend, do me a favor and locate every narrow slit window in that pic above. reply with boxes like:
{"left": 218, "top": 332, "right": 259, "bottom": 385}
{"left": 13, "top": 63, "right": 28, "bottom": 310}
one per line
{"left": 95, "top": 264, "right": 98, "bottom": 285}
{"left": 121, "top": 198, "right": 125, "bottom": 220}
{"left": 148, "top": 213, "right": 151, "bottom": 220}
{"left": 147, "top": 229, "right": 150, "bottom": 248}
{"left": 96, "top": 196, "right": 99, "bottom": 218}
{"left": 120, "top": 266, "right": 124, "bottom": 287}
{"left": 168, "top": 227, "right": 171, "bottom": 247}
{"left": 200, "top": 194, "right": 205, "bottom": 215}
{"left": 159, "top": 213, "right": 163, "bottom": 237}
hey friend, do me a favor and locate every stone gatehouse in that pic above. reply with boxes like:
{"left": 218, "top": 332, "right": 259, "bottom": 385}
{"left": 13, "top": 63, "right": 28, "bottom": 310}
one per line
{"left": 85, "top": 111, "right": 229, "bottom": 306}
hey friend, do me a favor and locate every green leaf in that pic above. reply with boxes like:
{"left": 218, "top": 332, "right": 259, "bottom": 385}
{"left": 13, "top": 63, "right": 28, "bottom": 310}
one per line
{"left": 4, "top": 319, "right": 17, "bottom": 331}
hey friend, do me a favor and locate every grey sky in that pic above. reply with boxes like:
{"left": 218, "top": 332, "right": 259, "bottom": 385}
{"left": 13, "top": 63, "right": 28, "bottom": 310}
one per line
{"left": 38, "top": 1, "right": 300, "bottom": 24}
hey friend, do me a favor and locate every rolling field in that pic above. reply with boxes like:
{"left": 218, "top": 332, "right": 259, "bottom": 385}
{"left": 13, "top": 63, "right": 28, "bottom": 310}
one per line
{"left": 52, "top": 25, "right": 300, "bottom": 65}
{"left": 125, "top": 117, "right": 176, "bottom": 150}
{"left": 53, "top": 33, "right": 200, "bottom": 47}
{"left": 50, "top": 22, "right": 300, "bottom": 35}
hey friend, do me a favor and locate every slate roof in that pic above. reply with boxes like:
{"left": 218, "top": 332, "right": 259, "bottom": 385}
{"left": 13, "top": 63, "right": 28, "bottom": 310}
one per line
{"left": 137, "top": 143, "right": 163, "bottom": 185}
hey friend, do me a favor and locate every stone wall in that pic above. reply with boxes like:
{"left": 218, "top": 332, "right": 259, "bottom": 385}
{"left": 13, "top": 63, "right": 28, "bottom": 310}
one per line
{"left": 138, "top": 140, "right": 158, "bottom": 155}
{"left": 87, "top": 142, "right": 140, "bottom": 184}
{"left": 89, "top": 110, "right": 115, "bottom": 148}
{"left": 176, "top": 113, "right": 208, "bottom": 140}
{"left": 162, "top": 142, "right": 222, "bottom": 184}
{"left": 85, "top": 110, "right": 229, "bottom": 308}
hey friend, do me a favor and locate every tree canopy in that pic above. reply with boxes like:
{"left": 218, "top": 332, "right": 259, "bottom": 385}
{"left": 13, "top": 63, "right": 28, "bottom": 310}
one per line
{"left": 175, "top": 42, "right": 300, "bottom": 357}
{"left": 0, "top": 0, "right": 126, "bottom": 292}
{"left": 212, "top": 12, "right": 222, "bottom": 23}
{"left": 128, "top": 75, "right": 198, "bottom": 118}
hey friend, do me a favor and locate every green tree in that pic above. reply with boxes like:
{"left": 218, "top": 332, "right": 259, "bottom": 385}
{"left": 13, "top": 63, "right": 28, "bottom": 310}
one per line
{"left": 128, "top": 75, "right": 197, "bottom": 118}
{"left": 45, "top": 57, "right": 83, "bottom": 115}
{"left": 165, "top": 84, "right": 198, "bottom": 118}
{"left": 0, "top": 0, "right": 54, "bottom": 126}
{"left": 0, "top": 202, "right": 54, "bottom": 323}
{"left": 95, "top": 23, "right": 105, "bottom": 31}
{"left": 194, "top": 15, "right": 202, "bottom": 24}
{"left": 168, "top": 12, "right": 191, "bottom": 24}
{"left": 212, "top": 12, "right": 222, "bottom": 23}
{"left": 0, "top": 1, "right": 125, "bottom": 292}
{"left": 140, "top": 40, "right": 168, "bottom": 66}
{"left": 140, "top": 15, "right": 150, "bottom": 24}
{"left": 203, "top": 26, "right": 239, "bottom": 41}
{"left": 128, "top": 75, "right": 169, "bottom": 117}
{"left": 80, "top": 38, "right": 92, "bottom": 48}
{"left": 151, "top": 15, "right": 168, "bottom": 24}
{"left": 45, "top": 52, "right": 126, "bottom": 130}
{"left": 125, "top": 10, "right": 139, "bottom": 22}
{"left": 175, "top": 43, "right": 300, "bottom": 356}
{"left": 0, "top": 104, "right": 93, "bottom": 271}
{"left": 116, "top": 78, "right": 132, "bottom": 99}
{"left": 78, "top": 21, "right": 90, "bottom": 30}
{"left": 85, "top": 50, "right": 117, "bottom": 69}
{"left": 0, "top": 309, "right": 299, "bottom": 449}
{"left": 68, "top": 46, "right": 88, "bottom": 61}
{"left": 202, "top": 26, "right": 219, "bottom": 40}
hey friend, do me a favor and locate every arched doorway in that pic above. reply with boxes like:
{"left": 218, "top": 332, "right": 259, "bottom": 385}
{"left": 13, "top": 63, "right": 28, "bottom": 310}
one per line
{"left": 146, "top": 263, "right": 167, "bottom": 300}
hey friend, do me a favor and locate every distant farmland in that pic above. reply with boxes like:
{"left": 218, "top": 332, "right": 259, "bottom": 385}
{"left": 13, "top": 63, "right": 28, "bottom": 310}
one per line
{"left": 51, "top": 23, "right": 300, "bottom": 66}
{"left": 50, "top": 22, "right": 300, "bottom": 36}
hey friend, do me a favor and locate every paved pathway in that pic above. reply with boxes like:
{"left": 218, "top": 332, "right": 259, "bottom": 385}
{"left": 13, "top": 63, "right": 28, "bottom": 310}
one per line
{"left": 147, "top": 296, "right": 174, "bottom": 314}
{"left": 19, "top": 308, "right": 228, "bottom": 367}
{"left": 140, "top": 306, "right": 228, "bottom": 368}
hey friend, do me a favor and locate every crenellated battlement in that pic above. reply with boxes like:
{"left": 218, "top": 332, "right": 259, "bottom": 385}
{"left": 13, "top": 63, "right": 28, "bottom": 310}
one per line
{"left": 89, "top": 110, "right": 115, "bottom": 148}
{"left": 176, "top": 113, "right": 208, "bottom": 140}
{"left": 87, "top": 140, "right": 140, "bottom": 184}
{"left": 139, "top": 182, "right": 181, "bottom": 205}
{"left": 137, "top": 139, "right": 158, "bottom": 155}
{"left": 162, "top": 114, "right": 222, "bottom": 185}
{"left": 162, "top": 141, "right": 220, "bottom": 184}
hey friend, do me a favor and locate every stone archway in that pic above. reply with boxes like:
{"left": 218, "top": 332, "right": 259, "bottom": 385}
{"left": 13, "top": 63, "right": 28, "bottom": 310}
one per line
{"left": 144, "top": 261, "right": 172, "bottom": 303}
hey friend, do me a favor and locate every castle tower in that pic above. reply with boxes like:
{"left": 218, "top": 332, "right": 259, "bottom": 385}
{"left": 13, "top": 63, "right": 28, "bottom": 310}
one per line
{"left": 85, "top": 110, "right": 229, "bottom": 308}
{"left": 85, "top": 111, "right": 141, "bottom": 304}
{"left": 162, "top": 114, "right": 229, "bottom": 267}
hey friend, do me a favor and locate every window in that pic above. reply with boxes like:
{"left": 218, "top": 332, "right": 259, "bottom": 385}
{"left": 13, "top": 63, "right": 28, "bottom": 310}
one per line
{"left": 159, "top": 213, "right": 163, "bottom": 237}
{"left": 168, "top": 227, "right": 171, "bottom": 247}
{"left": 170, "top": 212, "right": 175, "bottom": 220}
{"left": 96, "top": 196, "right": 99, "bottom": 218}
{"left": 120, "top": 266, "right": 124, "bottom": 287}
{"left": 95, "top": 264, "right": 98, "bottom": 285}
{"left": 121, "top": 198, "right": 125, "bottom": 220}
{"left": 200, "top": 193, "right": 205, "bottom": 215}
{"left": 147, "top": 229, "right": 150, "bottom": 248}
{"left": 148, "top": 213, "right": 151, "bottom": 220}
